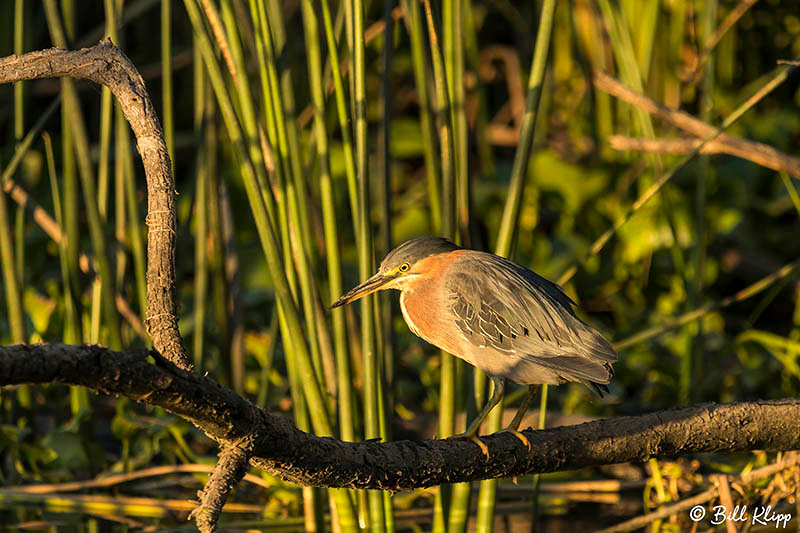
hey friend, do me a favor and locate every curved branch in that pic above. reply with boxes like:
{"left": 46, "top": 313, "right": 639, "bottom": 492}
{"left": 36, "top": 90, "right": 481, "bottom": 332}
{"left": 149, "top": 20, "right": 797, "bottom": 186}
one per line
{"left": 2, "top": 344, "right": 799, "bottom": 491}
{"left": 0, "top": 41, "right": 188, "bottom": 369}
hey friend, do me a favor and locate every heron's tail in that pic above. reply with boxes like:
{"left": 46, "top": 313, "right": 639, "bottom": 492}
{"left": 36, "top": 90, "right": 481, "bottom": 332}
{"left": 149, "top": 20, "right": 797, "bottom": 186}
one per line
{"left": 584, "top": 380, "right": 610, "bottom": 397}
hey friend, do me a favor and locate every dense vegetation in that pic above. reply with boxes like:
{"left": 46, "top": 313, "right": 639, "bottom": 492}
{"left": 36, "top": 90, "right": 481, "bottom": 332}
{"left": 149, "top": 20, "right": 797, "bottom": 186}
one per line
{"left": 1, "top": 0, "right": 799, "bottom": 530}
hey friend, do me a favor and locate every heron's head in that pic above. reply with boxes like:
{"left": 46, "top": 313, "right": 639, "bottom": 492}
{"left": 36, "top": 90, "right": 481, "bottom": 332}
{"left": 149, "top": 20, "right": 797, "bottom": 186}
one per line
{"left": 330, "top": 237, "right": 461, "bottom": 308}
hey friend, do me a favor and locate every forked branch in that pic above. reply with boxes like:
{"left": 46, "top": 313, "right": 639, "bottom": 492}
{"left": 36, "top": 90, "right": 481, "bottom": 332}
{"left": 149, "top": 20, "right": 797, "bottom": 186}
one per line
{"left": 2, "top": 344, "right": 799, "bottom": 490}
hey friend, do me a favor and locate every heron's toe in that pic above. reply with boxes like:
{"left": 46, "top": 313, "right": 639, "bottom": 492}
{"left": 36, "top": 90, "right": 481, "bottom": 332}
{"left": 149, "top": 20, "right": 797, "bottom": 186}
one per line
{"left": 469, "top": 435, "right": 490, "bottom": 459}
{"left": 448, "top": 431, "right": 491, "bottom": 460}
{"left": 499, "top": 428, "right": 531, "bottom": 451}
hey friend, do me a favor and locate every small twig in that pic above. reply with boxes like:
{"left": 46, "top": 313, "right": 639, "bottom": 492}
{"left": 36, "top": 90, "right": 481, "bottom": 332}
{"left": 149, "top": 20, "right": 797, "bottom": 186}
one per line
{"left": 0, "top": 464, "right": 271, "bottom": 494}
{"left": 2, "top": 176, "right": 146, "bottom": 339}
{"left": 713, "top": 474, "right": 739, "bottom": 533}
{"left": 608, "top": 135, "right": 726, "bottom": 155}
{"left": 684, "top": 0, "right": 759, "bottom": 85}
{"left": 597, "top": 455, "right": 800, "bottom": 533}
{"left": 614, "top": 257, "right": 800, "bottom": 350}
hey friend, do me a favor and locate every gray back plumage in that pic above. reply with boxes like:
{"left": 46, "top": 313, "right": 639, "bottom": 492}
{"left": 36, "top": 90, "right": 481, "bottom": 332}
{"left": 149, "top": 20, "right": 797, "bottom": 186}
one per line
{"left": 445, "top": 251, "right": 616, "bottom": 388}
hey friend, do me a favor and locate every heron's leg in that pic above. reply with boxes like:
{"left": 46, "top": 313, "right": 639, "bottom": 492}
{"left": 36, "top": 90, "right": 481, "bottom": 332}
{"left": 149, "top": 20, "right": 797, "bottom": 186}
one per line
{"left": 449, "top": 377, "right": 506, "bottom": 459}
{"left": 499, "top": 384, "right": 541, "bottom": 450}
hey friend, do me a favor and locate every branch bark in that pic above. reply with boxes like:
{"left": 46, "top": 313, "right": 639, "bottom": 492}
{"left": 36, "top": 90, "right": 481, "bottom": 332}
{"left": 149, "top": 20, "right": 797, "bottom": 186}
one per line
{"left": 0, "top": 41, "right": 189, "bottom": 370}
{"left": 2, "top": 344, "right": 799, "bottom": 491}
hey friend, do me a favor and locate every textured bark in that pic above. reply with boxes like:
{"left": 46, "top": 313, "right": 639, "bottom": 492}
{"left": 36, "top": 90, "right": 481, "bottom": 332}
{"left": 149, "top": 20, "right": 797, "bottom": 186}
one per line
{"left": 190, "top": 446, "right": 252, "bottom": 533}
{"left": 2, "top": 344, "right": 799, "bottom": 491}
{"left": 0, "top": 41, "right": 188, "bottom": 370}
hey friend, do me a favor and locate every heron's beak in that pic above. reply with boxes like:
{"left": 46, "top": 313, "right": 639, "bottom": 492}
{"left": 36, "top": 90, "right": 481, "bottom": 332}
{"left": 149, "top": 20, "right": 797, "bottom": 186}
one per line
{"left": 330, "top": 272, "right": 395, "bottom": 309}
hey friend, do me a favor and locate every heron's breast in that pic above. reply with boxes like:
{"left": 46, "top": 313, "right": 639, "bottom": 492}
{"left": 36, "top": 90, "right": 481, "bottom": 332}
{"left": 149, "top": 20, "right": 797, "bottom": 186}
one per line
{"left": 399, "top": 253, "right": 474, "bottom": 359}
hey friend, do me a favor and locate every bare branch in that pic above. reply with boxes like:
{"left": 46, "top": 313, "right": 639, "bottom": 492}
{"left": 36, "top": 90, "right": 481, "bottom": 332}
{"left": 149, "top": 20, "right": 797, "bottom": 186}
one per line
{"left": 608, "top": 135, "right": 729, "bottom": 155}
{"left": 2, "top": 344, "right": 799, "bottom": 491}
{"left": 190, "top": 446, "right": 252, "bottom": 533}
{"left": 0, "top": 41, "right": 189, "bottom": 369}
{"left": 594, "top": 71, "right": 800, "bottom": 179}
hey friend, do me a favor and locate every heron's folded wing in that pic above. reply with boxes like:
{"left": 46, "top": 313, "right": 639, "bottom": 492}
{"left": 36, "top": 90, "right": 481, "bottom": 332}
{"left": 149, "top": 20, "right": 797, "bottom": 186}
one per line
{"left": 447, "top": 258, "right": 616, "bottom": 382}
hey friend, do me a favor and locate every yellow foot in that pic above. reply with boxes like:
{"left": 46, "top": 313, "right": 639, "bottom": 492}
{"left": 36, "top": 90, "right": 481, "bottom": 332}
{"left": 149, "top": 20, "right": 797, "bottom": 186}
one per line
{"left": 448, "top": 433, "right": 491, "bottom": 460}
{"left": 499, "top": 428, "right": 531, "bottom": 451}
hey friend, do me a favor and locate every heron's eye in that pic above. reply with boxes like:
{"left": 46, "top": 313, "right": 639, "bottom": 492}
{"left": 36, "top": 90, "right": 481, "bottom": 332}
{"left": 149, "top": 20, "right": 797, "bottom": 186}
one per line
{"left": 398, "top": 262, "right": 410, "bottom": 273}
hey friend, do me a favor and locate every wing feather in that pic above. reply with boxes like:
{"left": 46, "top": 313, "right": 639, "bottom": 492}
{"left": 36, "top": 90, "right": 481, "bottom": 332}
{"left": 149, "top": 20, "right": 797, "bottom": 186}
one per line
{"left": 446, "top": 253, "right": 616, "bottom": 384}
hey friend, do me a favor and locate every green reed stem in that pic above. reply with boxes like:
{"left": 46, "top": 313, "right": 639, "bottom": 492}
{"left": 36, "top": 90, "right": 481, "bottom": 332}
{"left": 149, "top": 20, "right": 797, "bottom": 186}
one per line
{"left": 529, "top": 383, "right": 549, "bottom": 533}
{"left": 242, "top": 0, "right": 297, "bottom": 310}
{"left": 320, "top": 0, "right": 361, "bottom": 242}
{"left": 400, "top": 0, "right": 442, "bottom": 233}
{"left": 494, "top": 0, "right": 556, "bottom": 258}
{"left": 193, "top": 43, "right": 209, "bottom": 369}
{"left": 44, "top": 133, "right": 88, "bottom": 414}
{"left": 12, "top": 0, "right": 26, "bottom": 302}
{"left": 780, "top": 172, "right": 800, "bottom": 217}
{"left": 2, "top": 0, "right": 27, "bottom": 347}
{"left": 266, "top": 0, "right": 315, "bottom": 262}
{"left": 421, "top": 1, "right": 457, "bottom": 529}
{"left": 44, "top": 0, "right": 122, "bottom": 349}
{"left": 0, "top": 176, "right": 24, "bottom": 345}
{"left": 480, "top": 1, "right": 557, "bottom": 531}
{"left": 184, "top": 0, "right": 331, "bottom": 432}
{"left": 43, "top": 133, "right": 79, "bottom": 347}
{"left": 422, "top": 0, "right": 455, "bottom": 240}
{"left": 349, "top": 0, "right": 388, "bottom": 528}
{"left": 162, "top": 0, "right": 175, "bottom": 166}
{"left": 304, "top": 0, "right": 356, "bottom": 441}
{"left": 93, "top": 0, "right": 116, "bottom": 344}
{"left": 378, "top": 4, "right": 398, "bottom": 529}
{"left": 304, "top": 8, "right": 361, "bottom": 527}
{"left": 444, "top": 1, "right": 473, "bottom": 528}
{"left": 445, "top": 0, "right": 469, "bottom": 243}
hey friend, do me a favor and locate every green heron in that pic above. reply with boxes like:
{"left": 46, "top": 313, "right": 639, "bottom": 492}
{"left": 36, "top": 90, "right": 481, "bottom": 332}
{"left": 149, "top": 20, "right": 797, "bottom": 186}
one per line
{"left": 331, "top": 237, "right": 616, "bottom": 455}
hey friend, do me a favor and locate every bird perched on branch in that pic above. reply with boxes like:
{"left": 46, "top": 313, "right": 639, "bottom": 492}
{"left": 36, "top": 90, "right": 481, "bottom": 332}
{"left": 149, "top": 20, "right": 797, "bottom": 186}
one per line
{"left": 331, "top": 237, "right": 616, "bottom": 456}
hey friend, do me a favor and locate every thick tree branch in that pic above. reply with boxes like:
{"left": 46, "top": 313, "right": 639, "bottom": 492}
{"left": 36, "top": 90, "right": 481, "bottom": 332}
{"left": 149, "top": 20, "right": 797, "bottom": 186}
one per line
{"left": 2, "top": 344, "right": 799, "bottom": 491}
{"left": 0, "top": 41, "right": 188, "bottom": 369}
